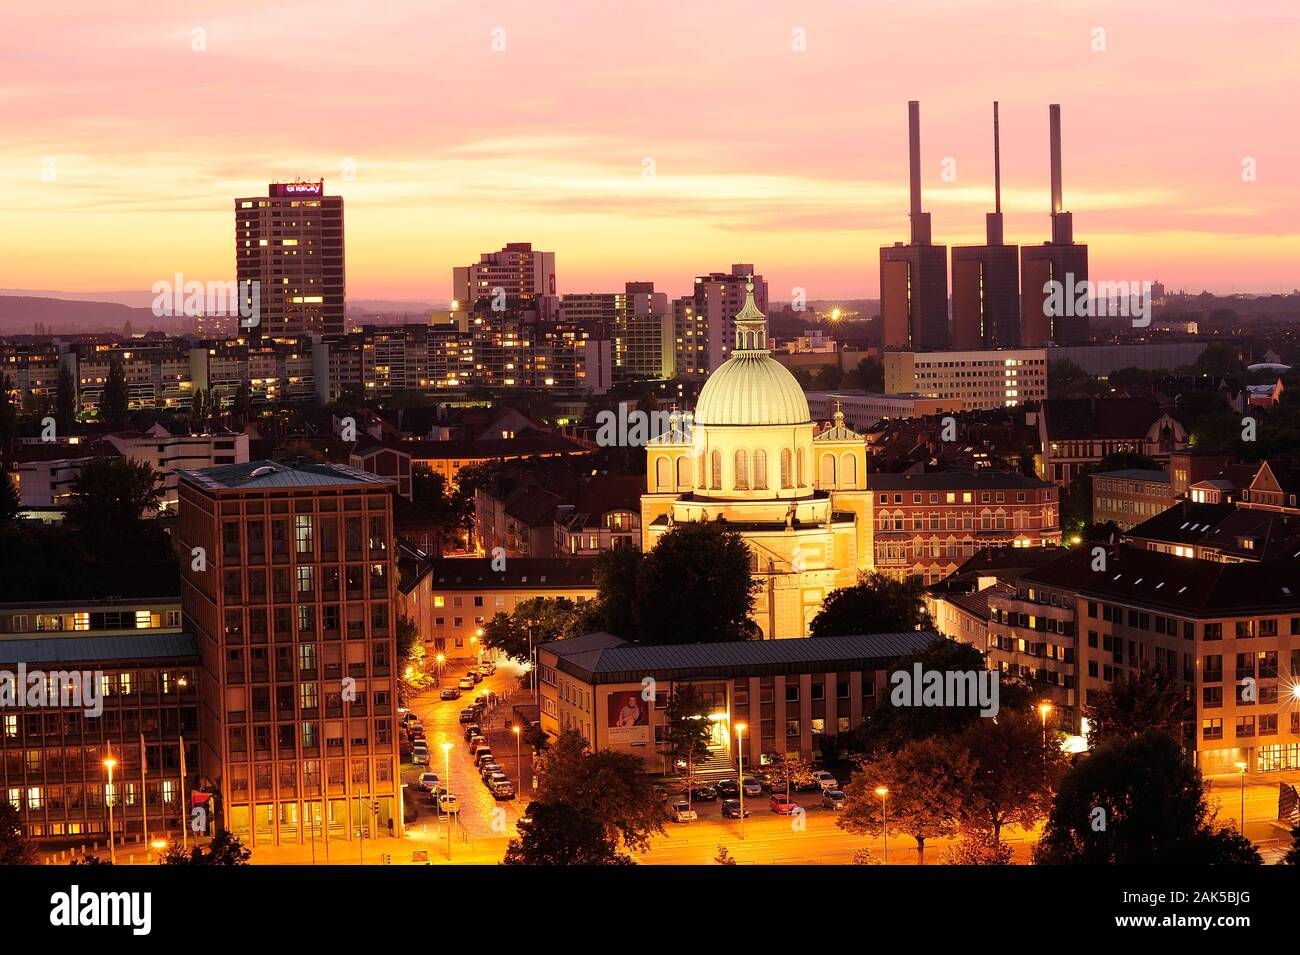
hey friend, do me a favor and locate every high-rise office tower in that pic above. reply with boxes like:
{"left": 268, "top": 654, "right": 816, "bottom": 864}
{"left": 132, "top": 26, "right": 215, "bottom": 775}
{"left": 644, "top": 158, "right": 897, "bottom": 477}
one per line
{"left": 561, "top": 282, "right": 673, "bottom": 381}
{"left": 452, "top": 242, "right": 557, "bottom": 317}
{"left": 235, "top": 181, "right": 345, "bottom": 338}
{"left": 1021, "top": 104, "right": 1090, "bottom": 346}
{"left": 881, "top": 101, "right": 949, "bottom": 351}
{"left": 952, "top": 102, "right": 1021, "bottom": 348}
{"left": 673, "top": 265, "right": 767, "bottom": 377}
{"left": 177, "top": 460, "right": 400, "bottom": 848}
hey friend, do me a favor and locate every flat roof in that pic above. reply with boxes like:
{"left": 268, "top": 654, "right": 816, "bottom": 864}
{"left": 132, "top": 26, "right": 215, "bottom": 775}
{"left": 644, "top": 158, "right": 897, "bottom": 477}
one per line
{"left": 1092, "top": 468, "right": 1170, "bottom": 483}
{"left": 178, "top": 459, "right": 393, "bottom": 491}
{"left": 0, "top": 632, "right": 198, "bottom": 666}
{"left": 542, "top": 630, "right": 938, "bottom": 685}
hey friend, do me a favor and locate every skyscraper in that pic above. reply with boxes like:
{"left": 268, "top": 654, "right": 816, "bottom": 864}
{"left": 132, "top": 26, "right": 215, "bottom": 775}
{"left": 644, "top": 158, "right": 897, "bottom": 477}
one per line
{"left": 673, "top": 265, "right": 768, "bottom": 377}
{"left": 452, "top": 242, "right": 557, "bottom": 315}
{"left": 881, "top": 101, "right": 949, "bottom": 351}
{"left": 951, "top": 102, "right": 1021, "bottom": 348}
{"left": 560, "top": 282, "right": 673, "bottom": 381}
{"left": 235, "top": 181, "right": 345, "bottom": 338}
{"left": 1021, "top": 104, "right": 1090, "bottom": 346}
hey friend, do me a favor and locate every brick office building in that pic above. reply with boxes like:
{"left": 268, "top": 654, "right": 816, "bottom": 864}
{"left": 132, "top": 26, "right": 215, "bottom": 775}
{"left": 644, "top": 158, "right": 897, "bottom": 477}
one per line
{"left": 177, "top": 460, "right": 401, "bottom": 847}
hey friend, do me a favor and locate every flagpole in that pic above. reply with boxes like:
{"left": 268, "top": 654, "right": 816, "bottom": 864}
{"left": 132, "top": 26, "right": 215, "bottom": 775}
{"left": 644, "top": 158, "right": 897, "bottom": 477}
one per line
{"left": 140, "top": 731, "right": 149, "bottom": 844}
{"left": 179, "top": 734, "right": 188, "bottom": 851}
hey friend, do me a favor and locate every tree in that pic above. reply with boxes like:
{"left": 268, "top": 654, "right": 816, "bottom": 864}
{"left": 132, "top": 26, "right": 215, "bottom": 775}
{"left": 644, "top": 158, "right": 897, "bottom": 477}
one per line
{"left": 663, "top": 686, "right": 714, "bottom": 792}
{"left": 482, "top": 597, "right": 588, "bottom": 664}
{"left": 159, "top": 829, "right": 252, "bottom": 865}
{"left": 586, "top": 546, "right": 642, "bottom": 639}
{"left": 1085, "top": 666, "right": 1189, "bottom": 748}
{"left": 850, "top": 638, "right": 1033, "bottom": 756}
{"left": 810, "top": 571, "right": 932, "bottom": 637}
{"left": 1193, "top": 341, "right": 1245, "bottom": 379}
{"left": 1047, "top": 359, "right": 1095, "bottom": 399}
{"left": 634, "top": 522, "right": 760, "bottom": 643}
{"left": 55, "top": 363, "right": 77, "bottom": 432}
{"left": 762, "top": 751, "right": 816, "bottom": 799}
{"left": 841, "top": 737, "right": 972, "bottom": 860}
{"left": 534, "top": 731, "right": 664, "bottom": 853}
{"left": 714, "top": 845, "right": 737, "bottom": 865}
{"left": 0, "top": 373, "right": 16, "bottom": 470}
{"left": 411, "top": 464, "right": 475, "bottom": 554}
{"left": 0, "top": 472, "right": 19, "bottom": 524}
{"left": 937, "top": 834, "right": 1013, "bottom": 865}
{"left": 1035, "top": 729, "right": 1261, "bottom": 865}
{"left": 64, "top": 457, "right": 169, "bottom": 560}
{"left": 101, "top": 357, "right": 129, "bottom": 429}
{"left": 842, "top": 357, "right": 884, "bottom": 393}
{"left": 953, "top": 711, "right": 1064, "bottom": 846}
{"left": 232, "top": 382, "right": 252, "bottom": 426}
{"left": 502, "top": 801, "right": 632, "bottom": 865}
{"left": 0, "top": 800, "right": 36, "bottom": 864}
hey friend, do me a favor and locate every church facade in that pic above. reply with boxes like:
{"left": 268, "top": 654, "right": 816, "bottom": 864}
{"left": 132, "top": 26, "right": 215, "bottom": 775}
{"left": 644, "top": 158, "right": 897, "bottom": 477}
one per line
{"left": 640, "top": 279, "right": 873, "bottom": 638}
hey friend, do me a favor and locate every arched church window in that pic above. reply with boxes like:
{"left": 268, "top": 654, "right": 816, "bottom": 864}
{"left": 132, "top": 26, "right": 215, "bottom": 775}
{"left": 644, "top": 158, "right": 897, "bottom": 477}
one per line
{"left": 710, "top": 450, "right": 722, "bottom": 490}
{"left": 797, "top": 449, "right": 806, "bottom": 487}
{"left": 655, "top": 456, "right": 670, "bottom": 490}
{"left": 780, "top": 449, "right": 792, "bottom": 489}
{"left": 819, "top": 453, "right": 836, "bottom": 487}
{"left": 676, "top": 456, "right": 691, "bottom": 488}
{"left": 840, "top": 453, "right": 857, "bottom": 487}
{"left": 753, "top": 449, "right": 768, "bottom": 490}
{"left": 734, "top": 450, "right": 749, "bottom": 490}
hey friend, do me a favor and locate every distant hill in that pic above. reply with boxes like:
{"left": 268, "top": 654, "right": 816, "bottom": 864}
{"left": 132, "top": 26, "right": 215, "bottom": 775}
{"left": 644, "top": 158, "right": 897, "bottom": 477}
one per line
{"left": 0, "top": 296, "right": 183, "bottom": 335}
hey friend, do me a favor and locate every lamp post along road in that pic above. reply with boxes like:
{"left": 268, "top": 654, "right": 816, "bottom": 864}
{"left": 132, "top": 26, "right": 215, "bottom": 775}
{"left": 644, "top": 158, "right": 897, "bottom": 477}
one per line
{"left": 736, "top": 723, "right": 747, "bottom": 840}
{"left": 876, "top": 787, "right": 889, "bottom": 864}
{"left": 103, "top": 753, "right": 118, "bottom": 865}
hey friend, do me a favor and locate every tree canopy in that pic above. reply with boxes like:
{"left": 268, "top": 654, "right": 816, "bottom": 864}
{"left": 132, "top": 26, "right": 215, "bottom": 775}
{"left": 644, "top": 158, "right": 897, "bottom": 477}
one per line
{"left": 64, "top": 457, "right": 170, "bottom": 561}
{"left": 502, "top": 801, "right": 632, "bottom": 865}
{"left": 634, "top": 521, "right": 760, "bottom": 643}
{"left": 810, "top": 571, "right": 932, "bottom": 638}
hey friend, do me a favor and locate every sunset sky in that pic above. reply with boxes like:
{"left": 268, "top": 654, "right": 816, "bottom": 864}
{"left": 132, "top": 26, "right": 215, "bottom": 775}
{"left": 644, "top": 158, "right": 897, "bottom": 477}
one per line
{"left": 2, "top": 0, "right": 1297, "bottom": 302}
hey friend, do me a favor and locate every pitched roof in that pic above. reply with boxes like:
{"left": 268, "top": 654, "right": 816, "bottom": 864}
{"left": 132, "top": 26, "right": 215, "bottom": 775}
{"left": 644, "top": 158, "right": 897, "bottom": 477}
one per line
{"left": 1019, "top": 545, "right": 1300, "bottom": 616}
{"left": 542, "top": 631, "right": 938, "bottom": 684}
{"left": 1043, "top": 398, "right": 1166, "bottom": 440}
{"left": 1124, "top": 501, "right": 1300, "bottom": 560}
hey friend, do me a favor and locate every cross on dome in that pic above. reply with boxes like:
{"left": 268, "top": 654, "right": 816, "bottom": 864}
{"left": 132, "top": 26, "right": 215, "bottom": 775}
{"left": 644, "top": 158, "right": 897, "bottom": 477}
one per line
{"left": 733, "top": 273, "right": 768, "bottom": 353}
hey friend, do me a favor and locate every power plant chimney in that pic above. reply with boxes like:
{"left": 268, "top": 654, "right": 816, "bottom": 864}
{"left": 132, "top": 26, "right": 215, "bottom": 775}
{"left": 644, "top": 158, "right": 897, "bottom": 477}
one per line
{"left": 986, "top": 101, "right": 1004, "bottom": 246}
{"left": 908, "top": 100, "right": 932, "bottom": 244}
{"left": 1049, "top": 103, "right": 1073, "bottom": 244}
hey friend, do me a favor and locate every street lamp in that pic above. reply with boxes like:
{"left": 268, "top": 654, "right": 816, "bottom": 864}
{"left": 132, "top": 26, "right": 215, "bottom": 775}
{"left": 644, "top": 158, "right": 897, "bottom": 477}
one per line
{"left": 735, "top": 723, "right": 747, "bottom": 841}
{"left": 103, "top": 754, "right": 118, "bottom": 864}
{"left": 442, "top": 742, "right": 454, "bottom": 861}
{"left": 512, "top": 725, "right": 522, "bottom": 789}
{"left": 435, "top": 653, "right": 445, "bottom": 687}
{"left": 474, "top": 629, "right": 484, "bottom": 665}
{"left": 875, "top": 786, "right": 889, "bottom": 864}
{"left": 1235, "top": 760, "right": 1248, "bottom": 834}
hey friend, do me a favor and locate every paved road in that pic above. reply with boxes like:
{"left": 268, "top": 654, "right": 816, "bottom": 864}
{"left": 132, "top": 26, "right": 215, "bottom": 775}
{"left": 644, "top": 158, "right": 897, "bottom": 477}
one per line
{"left": 400, "top": 660, "right": 533, "bottom": 847}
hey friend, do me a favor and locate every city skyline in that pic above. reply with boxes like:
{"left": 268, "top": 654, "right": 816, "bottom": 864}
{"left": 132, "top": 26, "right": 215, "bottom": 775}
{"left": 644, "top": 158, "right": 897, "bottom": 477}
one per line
{"left": 3, "top": 1, "right": 1298, "bottom": 303}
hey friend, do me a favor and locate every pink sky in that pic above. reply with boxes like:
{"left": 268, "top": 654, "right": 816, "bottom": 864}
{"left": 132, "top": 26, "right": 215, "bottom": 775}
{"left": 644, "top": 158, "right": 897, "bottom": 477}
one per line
{"left": 2, "top": 0, "right": 1297, "bottom": 302}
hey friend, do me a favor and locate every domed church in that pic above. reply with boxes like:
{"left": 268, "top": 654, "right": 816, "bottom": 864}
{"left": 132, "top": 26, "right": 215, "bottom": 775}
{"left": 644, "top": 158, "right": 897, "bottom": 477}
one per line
{"left": 640, "top": 278, "right": 873, "bottom": 638}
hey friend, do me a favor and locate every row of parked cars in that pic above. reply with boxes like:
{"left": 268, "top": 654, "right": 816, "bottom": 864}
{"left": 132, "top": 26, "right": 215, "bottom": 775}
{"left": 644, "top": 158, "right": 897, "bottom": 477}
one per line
{"left": 440, "top": 660, "right": 496, "bottom": 698}
{"left": 462, "top": 720, "right": 516, "bottom": 800}
{"left": 662, "top": 770, "right": 847, "bottom": 823}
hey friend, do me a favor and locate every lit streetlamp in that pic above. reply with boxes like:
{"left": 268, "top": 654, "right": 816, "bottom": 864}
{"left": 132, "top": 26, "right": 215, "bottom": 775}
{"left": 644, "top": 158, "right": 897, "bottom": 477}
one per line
{"left": 1235, "top": 760, "right": 1248, "bottom": 834}
{"left": 512, "top": 725, "right": 522, "bottom": 789}
{"left": 435, "top": 653, "right": 445, "bottom": 687}
{"left": 735, "top": 723, "right": 747, "bottom": 840}
{"left": 875, "top": 786, "right": 889, "bottom": 864}
{"left": 103, "top": 754, "right": 118, "bottom": 864}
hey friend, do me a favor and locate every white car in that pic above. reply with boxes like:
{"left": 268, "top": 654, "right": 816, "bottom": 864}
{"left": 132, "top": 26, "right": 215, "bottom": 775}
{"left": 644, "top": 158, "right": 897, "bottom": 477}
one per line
{"left": 812, "top": 770, "right": 839, "bottom": 792}
{"left": 438, "top": 793, "right": 460, "bottom": 814}
{"left": 411, "top": 742, "right": 430, "bottom": 765}
{"left": 418, "top": 772, "right": 441, "bottom": 792}
{"left": 669, "top": 801, "right": 697, "bottom": 824}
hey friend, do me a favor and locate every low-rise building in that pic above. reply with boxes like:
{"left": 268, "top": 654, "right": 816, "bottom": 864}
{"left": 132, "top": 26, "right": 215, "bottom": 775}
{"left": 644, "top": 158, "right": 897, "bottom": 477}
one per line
{"left": 538, "top": 630, "right": 936, "bottom": 771}
{"left": 1091, "top": 468, "right": 1173, "bottom": 530}
{"left": 805, "top": 391, "right": 962, "bottom": 432}
{"left": 1039, "top": 397, "right": 1187, "bottom": 486}
{"left": 884, "top": 348, "right": 1048, "bottom": 410}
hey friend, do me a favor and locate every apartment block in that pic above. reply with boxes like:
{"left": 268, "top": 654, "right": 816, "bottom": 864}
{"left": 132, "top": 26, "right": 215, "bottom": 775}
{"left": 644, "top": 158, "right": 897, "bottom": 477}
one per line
{"left": 883, "top": 348, "right": 1048, "bottom": 411}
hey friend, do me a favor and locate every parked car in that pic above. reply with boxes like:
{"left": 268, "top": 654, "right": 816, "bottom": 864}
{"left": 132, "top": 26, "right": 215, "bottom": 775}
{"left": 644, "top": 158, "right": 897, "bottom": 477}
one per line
{"left": 457, "top": 677, "right": 475, "bottom": 691}
{"left": 418, "top": 772, "right": 441, "bottom": 792}
{"left": 714, "top": 779, "right": 740, "bottom": 798}
{"left": 411, "top": 745, "right": 430, "bottom": 766}
{"left": 426, "top": 785, "right": 447, "bottom": 802}
{"left": 812, "top": 770, "right": 839, "bottom": 792}
{"left": 406, "top": 724, "right": 425, "bottom": 741}
{"left": 458, "top": 708, "right": 477, "bottom": 724}
{"left": 652, "top": 785, "right": 670, "bottom": 803}
{"left": 688, "top": 783, "right": 719, "bottom": 802}
{"left": 768, "top": 794, "right": 799, "bottom": 815}
{"left": 478, "top": 662, "right": 496, "bottom": 676}
{"left": 484, "top": 771, "right": 509, "bottom": 789}
{"left": 438, "top": 793, "right": 460, "bottom": 814}
{"left": 399, "top": 709, "right": 418, "bottom": 725}
{"left": 480, "top": 762, "right": 503, "bottom": 782}
{"left": 463, "top": 723, "right": 483, "bottom": 742}
{"left": 668, "top": 801, "right": 697, "bottom": 824}
{"left": 474, "top": 749, "right": 496, "bottom": 767}
{"left": 821, "top": 789, "right": 847, "bottom": 811}
{"left": 465, "top": 671, "right": 482, "bottom": 684}
{"left": 491, "top": 779, "right": 516, "bottom": 800}
{"left": 439, "top": 687, "right": 461, "bottom": 701}
{"left": 721, "top": 798, "right": 750, "bottom": 819}
{"left": 517, "top": 803, "right": 535, "bottom": 829}
{"left": 468, "top": 734, "right": 487, "bottom": 750}
{"left": 741, "top": 777, "right": 764, "bottom": 797}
